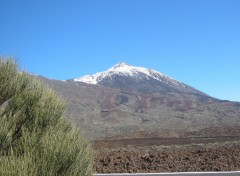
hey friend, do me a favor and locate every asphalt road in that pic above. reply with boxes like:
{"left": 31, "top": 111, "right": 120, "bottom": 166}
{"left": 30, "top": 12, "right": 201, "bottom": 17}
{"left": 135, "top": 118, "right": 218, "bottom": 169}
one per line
{"left": 94, "top": 171, "right": 240, "bottom": 176}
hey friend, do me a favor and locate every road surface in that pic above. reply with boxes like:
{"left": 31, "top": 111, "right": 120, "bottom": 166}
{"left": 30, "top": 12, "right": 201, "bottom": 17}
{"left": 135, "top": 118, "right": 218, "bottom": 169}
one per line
{"left": 94, "top": 171, "right": 240, "bottom": 176}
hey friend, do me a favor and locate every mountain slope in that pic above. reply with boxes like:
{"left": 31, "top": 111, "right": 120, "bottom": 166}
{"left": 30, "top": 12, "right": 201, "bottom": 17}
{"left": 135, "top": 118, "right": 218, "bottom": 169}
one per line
{"left": 38, "top": 63, "right": 240, "bottom": 140}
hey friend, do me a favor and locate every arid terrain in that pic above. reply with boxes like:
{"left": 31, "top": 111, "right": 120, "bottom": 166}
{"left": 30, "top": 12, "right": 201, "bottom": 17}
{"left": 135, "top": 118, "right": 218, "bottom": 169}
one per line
{"left": 92, "top": 126, "right": 240, "bottom": 173}
{"left": 93, "top": 139, "right": 240, "bottom": 173}
{"left": 37, "top": 64, "right": 240, "bottom": 173}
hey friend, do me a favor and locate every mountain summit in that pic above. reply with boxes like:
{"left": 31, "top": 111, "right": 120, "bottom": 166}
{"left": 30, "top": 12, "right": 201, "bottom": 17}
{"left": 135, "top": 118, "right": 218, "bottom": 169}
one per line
{"left": 73, "top": 62, "right": 205, "bottom": 95}
{"left": 74, "top": 62, "right": 179, "bottom": 85}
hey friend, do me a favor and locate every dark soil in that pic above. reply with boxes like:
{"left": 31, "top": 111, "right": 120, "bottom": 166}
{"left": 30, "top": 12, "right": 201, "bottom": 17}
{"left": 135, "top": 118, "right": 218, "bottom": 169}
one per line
{"left": 93, "top": 136, "right": 240, "bottom": 149}
{"left": 93, "top": 142, "right": 240, "bottom": 173}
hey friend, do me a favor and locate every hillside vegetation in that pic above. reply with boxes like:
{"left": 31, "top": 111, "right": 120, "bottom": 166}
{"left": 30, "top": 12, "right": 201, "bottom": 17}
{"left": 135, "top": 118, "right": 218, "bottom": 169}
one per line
{"left": 0, "top": 57, "right": 92, "bottom": 176}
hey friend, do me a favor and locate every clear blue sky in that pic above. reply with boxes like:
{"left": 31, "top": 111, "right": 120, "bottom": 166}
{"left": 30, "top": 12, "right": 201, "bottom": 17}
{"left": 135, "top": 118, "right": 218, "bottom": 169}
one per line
{"left": 0, "top": 0, "right": 239, "bottom": 101}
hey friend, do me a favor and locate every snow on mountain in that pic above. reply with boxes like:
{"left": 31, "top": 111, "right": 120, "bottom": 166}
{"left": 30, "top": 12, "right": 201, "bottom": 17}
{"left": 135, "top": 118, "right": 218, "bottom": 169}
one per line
{"left": 74, "top": 62, "right": 185, "bottom": 87}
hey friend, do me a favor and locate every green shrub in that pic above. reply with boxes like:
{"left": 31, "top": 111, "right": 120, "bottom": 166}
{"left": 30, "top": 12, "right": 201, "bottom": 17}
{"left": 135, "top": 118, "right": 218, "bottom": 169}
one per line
{"left": 0, "top": 57, "right": 93, "bottom": 176}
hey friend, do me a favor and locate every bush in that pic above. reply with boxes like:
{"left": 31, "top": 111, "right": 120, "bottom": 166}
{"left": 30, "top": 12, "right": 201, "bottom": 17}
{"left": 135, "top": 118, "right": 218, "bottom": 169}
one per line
{"left": 0, "top": 57, "right": 93, "bottom": 176}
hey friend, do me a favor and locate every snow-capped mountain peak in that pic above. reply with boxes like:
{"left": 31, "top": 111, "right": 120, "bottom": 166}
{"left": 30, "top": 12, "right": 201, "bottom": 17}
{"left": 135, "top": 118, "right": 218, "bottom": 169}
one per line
{"left": 74, "top": 62, "right": 183, "bottom": 87}
{"left": 107, "top": 62, "right": 153, "bottom": 76}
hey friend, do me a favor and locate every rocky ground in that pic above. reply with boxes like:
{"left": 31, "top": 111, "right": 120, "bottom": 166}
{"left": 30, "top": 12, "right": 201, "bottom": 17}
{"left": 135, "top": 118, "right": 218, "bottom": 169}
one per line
{"left": 93, "top": 141, "right": 240, "bottom": 173}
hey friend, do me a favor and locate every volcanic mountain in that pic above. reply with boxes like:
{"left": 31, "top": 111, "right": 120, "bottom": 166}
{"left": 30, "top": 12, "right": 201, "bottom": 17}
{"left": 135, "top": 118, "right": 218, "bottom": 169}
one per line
{"left": 74, "top": 62, "right": 205, "bottom": 95}
{"left": 40, "top": 62, "right": 240, "bottom": 140}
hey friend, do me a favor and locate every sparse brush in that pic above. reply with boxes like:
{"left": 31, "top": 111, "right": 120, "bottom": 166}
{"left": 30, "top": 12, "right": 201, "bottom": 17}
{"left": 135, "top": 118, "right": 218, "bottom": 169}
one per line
{"left": 0, "top": 57, "right": 93, "bottom": 176}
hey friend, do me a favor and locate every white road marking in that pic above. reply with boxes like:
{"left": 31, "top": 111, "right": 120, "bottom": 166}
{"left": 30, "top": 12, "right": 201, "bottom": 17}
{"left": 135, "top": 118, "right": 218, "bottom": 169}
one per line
{"left": 94, "top": 171, "right": 240, "bottom": 176}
